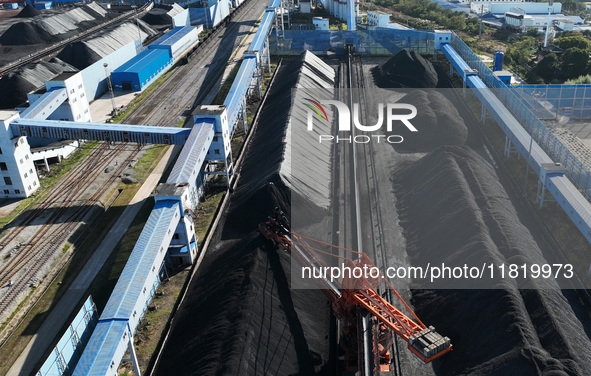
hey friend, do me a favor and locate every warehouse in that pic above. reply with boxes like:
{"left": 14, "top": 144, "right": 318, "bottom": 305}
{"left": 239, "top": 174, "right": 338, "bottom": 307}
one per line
{"left": 148, "top": 25, "right": 201, "bottom": 60}
{"left": 111, "top": 49, "right": 173, "bottom": 91}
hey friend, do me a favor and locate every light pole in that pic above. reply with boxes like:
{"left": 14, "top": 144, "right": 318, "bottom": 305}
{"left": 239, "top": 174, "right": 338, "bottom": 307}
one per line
{"left": 103, "top": 63, "right": 118, "bottom": 117}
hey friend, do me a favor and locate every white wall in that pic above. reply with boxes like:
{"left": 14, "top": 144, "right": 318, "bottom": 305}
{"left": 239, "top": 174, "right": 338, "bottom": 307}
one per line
{"left": 172, "top": 8, "right": 190, "bottom": 27}
{"left": 81, "top": 40, "right": 143, "bottom": 101}
{"left": 0, "top": 111, "right": 40, "bottom": 198}
{"left": 47, "top": 72, "right": 92, "bottom": 123}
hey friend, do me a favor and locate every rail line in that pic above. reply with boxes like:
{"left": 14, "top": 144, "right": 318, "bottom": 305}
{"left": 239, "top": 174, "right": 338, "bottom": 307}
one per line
{"left": 0, "top": 1, "right": 153, "bottom": 76}
{"left": 0, "top": 0, "right": 269, "bottom": 339}
{"left": 0, "top": 143, "right": 136, "bottom": 315}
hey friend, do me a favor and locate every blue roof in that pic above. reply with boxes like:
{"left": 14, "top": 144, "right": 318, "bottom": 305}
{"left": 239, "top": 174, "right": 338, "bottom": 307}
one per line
{"left": 101, "top": 200, "right": 180, "bottom": 320}
{"left": 73, "top": 319, "right": 128, "bottom": 375}
{"left": 20, "top": 87, "right": 67, "bottom": 120}
{"left": 114, "top": 49, "right": 170, "bottom": 74}
{"left": 168, "top": 121, "right": 214, "bottom": 184}
{"left": 150, "top": 26, "right": 196, "bottom": 47}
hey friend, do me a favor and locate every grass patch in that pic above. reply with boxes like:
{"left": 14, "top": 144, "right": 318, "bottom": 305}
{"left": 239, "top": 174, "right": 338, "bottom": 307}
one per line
{"left": 212, "top": 62, "right": 242, "bottom": 105}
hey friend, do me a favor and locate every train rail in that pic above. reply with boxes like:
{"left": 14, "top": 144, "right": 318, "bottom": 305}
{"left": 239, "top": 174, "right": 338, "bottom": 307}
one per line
{"left": 0, "top": 0, "right": 269, "bottom": 345}
{"left": 0, "top": 1, "right": 153, "bottom": 76}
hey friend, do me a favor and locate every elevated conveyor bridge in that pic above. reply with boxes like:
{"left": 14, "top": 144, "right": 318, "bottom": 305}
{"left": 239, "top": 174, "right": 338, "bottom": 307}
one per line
{"left": 28, "top": 9, "right": 591, "bottom": 376}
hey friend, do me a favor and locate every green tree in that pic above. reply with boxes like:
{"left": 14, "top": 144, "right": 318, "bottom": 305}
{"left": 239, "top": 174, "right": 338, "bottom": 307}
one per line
{"left": 555, "top": 36, "right": 591, "bottom": 53}
{"left": 535, "top": 53, "right": 559, "bottom": 82}
{"left": 561, "top": 48, "right": 590, "bottom": 79}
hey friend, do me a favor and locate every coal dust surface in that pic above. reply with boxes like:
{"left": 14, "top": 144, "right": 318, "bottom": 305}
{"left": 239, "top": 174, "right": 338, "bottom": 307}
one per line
{"left": 153, "top": 52, "right": 337, "bottom": 376}
{"left": 394, "top": 146, "right": 591, "bottom": 375}
{"left": 372, "top": 50, "right": 438, "bottom": 88}
{"left": 372, "top": 52, "right": 591, "bottom": 375}
{"left": 0, "top": 2, "right": 117, "bottom": 45}
{"left": 0, "top": 58, "right": 76, "bottom": 109}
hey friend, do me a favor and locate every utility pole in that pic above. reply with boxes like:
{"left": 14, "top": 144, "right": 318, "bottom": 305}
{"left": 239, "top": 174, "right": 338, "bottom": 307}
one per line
{"left": 103, "top": 63, "right": 117, "bottom": 117}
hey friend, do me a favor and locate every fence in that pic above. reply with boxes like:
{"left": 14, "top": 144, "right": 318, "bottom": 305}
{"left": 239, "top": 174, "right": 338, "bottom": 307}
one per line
{"left": 270, "top": 29, "right": 434, "bottom": 56}
{"left": 451, "top": 33, "right": 591, "bottom": 199}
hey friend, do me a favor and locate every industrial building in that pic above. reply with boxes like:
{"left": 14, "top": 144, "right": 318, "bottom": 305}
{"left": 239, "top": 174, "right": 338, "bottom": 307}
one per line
{"left": 431, "top": 0, "right": 470, "bottom": 14}
{"left": 471, "top": 1, "right": 562, "bottom": 14}
{"left": 148, "top": 25, "right": 201, "bottom": 60}
{"left": 4, "top": 0, "right": 591, "bottom": 374}
{"left": 320, "top": 0, "right": 359, "bottom": 29}
{"left": 187, "top": 0, "right": 230, "bottom": 28}
{"left": 0, "top": 111, "right": 39, "bottom": 198}
{"left": 111, "top": 49, "right": 173, "bottom": 91}
{"left": 366, "top": 10, "right": 411, "bottom": 30}
{"left": 505, "top": 11, "right": 583, "bottom": 32}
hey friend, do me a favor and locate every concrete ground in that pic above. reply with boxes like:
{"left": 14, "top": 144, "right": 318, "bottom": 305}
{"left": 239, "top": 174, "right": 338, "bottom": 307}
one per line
{"left": 89, "top": 90, "right": 140, "bottom": 123}
{"left": 6, "top": 144, "right": 181, "bottom": 376}
{"left": 0, "top": 199, "right": 22, "bottom": 218}
{"left": 201, "top": 14, "right": 263, "bottom": 105}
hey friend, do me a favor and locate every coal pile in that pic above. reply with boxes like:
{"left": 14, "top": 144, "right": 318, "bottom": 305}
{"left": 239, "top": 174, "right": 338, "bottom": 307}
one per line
{"left": 0, "top": 58, "right": 76, "bottom": 109}
{"left": 225, "top": 51, "right": 335, "bottom": 234}
{"left": 57, "top": 20, "right": 157, "bottom": 69}
{"left": 372, "top": 50, "right": 438, "bottom": 88}
{"left": 16, "top": 5, "right": 40, "bottom": 18}
{"left": 153, "top": 52, "right": 336, "bottom": 375}
{"left": 141, "top": 3, "right": 184, "bottom": 27}
{"left": 0, "top": 2, "right": 117, "bottom": 45}
{"left": 389, "top": 90, "right": 468, "bottom": 152}
{"left": 394, "top": 145, "right": 591, "bottom": 374}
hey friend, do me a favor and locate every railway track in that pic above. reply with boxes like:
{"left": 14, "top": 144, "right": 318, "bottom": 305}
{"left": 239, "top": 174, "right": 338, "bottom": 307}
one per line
{"left": 0, "top": 0, "right": 269, "bottom": 336}
{"left": 0, "top": 143, "right": 135, "bottom": 316}
{"left": 122, "top": 0, "right": 268, "bottom": 126}
{"left": 0, "top": 1, "right": 153, "bottom": 76}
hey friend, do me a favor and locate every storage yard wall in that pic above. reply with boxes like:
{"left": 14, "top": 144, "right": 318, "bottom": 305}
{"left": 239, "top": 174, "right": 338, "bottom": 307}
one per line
{"left": 111, "top": 49, "right": 172, "bottom": 91}
{"left": 188, "top": 0, "right": 229, "bottom": 28}
{"left": 172, "top": 8, "right": 190, "bottom": 27}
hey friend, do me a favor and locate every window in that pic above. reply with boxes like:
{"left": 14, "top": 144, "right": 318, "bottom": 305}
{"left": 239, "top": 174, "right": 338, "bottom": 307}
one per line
{"left": 173, "top": 233, "right": 180, "bottom": 240}
{"left": 0, "top": 163, "right": 6, "bottom": 171}
{"left": 29, "top": 169, "right": 33, "bottom": 174}
{"left": 4, "top": 177, "right": 12, "bottom": 185}
{"left": 25, "top": 155, "right": 29, "bottom": 160}
{"left": 213, "top": 136, "right": 219, "bottom": 142}
{"left": 3, "top": 190, "right": 8, "bottom": 194}
{"left": 24, "top": 173, "right": 28, "bottom": 178}
{"left": 214, "top": 149, "right": 220, "bottom": 155}
{"left": 27, "top": 185, "right": 31, "bottom": 191}
{"left": 33, "top": 181, "right": 37, "bottom": 186}
{"left": 19, "top": 159, "right": 23, "bottom": 164}
{"left": 0, "top": 147, "right": 3, "bottom": 154}
{"left": 14, "top": 189, "right": 20, "bottom": 194}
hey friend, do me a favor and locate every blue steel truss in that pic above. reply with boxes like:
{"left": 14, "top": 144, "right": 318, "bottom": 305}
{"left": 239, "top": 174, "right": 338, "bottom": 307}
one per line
{"left": 11, "top": 119, "right": 191, "bottom": 145}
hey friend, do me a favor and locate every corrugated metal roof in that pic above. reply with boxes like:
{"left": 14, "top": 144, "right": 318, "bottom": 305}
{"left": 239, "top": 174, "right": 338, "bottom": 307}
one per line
{"left": 150, "top": 26, "right": 196, "bottom": 47}
{"left": 101, "top": 200, "right": 180, "bottom": 320}
{"left": 114, "top": 49, "right": 170, "bottom": 74}
{"left": 168, "top": 121, "right": 214, "bottom": 183}
{"left": 20, "top": 88, "right": 68, "bottom": 120}
{"left": 73, "top": 319, "right": 127, "bottom": 376}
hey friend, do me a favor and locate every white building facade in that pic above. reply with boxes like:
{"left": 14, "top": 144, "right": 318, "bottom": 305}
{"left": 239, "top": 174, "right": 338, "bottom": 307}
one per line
{"left": 0, "top": 111, "right": 40, "bottom": 198}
